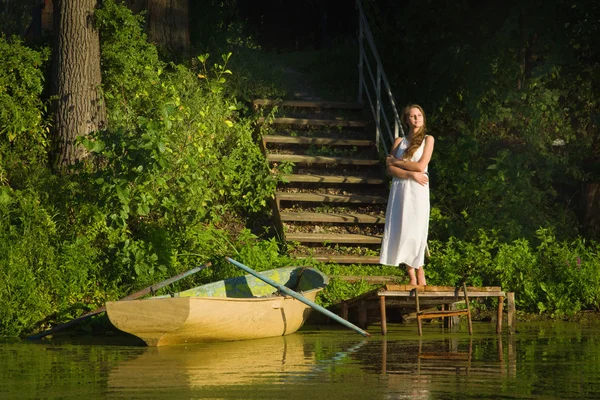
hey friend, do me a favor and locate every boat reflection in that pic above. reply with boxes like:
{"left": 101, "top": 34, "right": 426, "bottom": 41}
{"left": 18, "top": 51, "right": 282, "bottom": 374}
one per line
{"left": 109, "top": 333, "right": 319, "bottom": 390}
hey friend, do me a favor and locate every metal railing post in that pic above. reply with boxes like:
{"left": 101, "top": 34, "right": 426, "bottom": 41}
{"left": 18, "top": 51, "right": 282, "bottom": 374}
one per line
{"left": 375, "top": 65, "right": 382, "bottom": 151}
{"left": 356, "top": 0, "right": 403, "bottom": 157}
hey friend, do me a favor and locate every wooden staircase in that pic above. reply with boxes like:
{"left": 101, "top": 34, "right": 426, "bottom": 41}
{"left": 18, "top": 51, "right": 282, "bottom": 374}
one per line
{"left": 255, "top": 99, "right": 389, "bottom": 264}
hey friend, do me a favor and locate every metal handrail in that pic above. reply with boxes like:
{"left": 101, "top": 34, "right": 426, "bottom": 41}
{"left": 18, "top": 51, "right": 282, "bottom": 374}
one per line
{"left": 356, "top": 0, "right": 404, "bottom": 156}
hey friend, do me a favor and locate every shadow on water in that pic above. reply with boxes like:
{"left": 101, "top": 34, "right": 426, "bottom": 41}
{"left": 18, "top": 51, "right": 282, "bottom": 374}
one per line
{"left": 2, "top": 321, "right": 600, "bottom": 399}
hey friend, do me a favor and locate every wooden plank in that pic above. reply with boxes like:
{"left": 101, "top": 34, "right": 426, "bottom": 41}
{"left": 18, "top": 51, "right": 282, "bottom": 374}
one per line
{"left": 375, "top": 299, "right": 465, "bottom": 308}
{"left": 280, "top": 211, "right": 385, "bottom": 224}
{"left": 507, "top": 292, "right": 516, "bottom": 334}
{"left": 343, "top": 298, "right": 465, "bottom": 308}
{"left": 380, "top": 296, "right": 387, "bottom": 335}
{"left": 263, "top": 135, "right": 373, "bottom": 146}
{"left": 258, "top": 117, "right": 367, "bottom": 127}
{"left": 418, "top": 310, "right": 469, "bottom": 318}
{"left": 281, "top": 174, "right": 385, "bottom": 185}
{"left": 285, "top": 232, "right": 382, "bottom": 244}
{"left": 497, "top": 295, "right": 504, "bottom": 334}
{"left": 253, "top": 99, "right": 363, "bottom": 109}
{"left": 267, "top": 154, "right": 379, "bottom": 166}
{"left": 329, "top": 275, "right": 399, "bottom": 283}
{"left": 276, "top": 192, "right": 387, "bottom": 204}
{"left": 418, "top": 352, "right": 470, "bottom": 360}
{"left": 381, "top": 291, "right": 506, "bottom": 298}
{"left": 382, "top": 284, "right": 502, "bottom": 292}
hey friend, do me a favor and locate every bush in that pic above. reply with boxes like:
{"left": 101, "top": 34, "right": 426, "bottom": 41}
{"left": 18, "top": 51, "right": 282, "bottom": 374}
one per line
{"left": 427, "top": 228, "right": 600, "bottom": 316}
{"left": 0, "top": 36, "right": 50, "bottom": 179}
{"left": 0, "top": 186, "right": 103, "bottom": 336}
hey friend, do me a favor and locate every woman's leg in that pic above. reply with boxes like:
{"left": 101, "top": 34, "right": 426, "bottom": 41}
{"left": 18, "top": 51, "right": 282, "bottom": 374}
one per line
{"left": 416, "top": 267, "right": 427, "bottom": 286}
{"left": 406, "top": 265, "right": 417, "bottom": 285}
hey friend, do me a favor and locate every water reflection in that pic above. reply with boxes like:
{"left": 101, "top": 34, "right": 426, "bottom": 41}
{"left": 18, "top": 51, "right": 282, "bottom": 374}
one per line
{"left": 3, "top": 322, "right": 599, "bottom": 399}
{"left": 351, "top": 331, "right": 521, "bottom": 399}
{"left": 109, "top": 334, "right": 317, "bottom": 390}
{"left": 108, "top": 328, "right": 520, "bottom": 399}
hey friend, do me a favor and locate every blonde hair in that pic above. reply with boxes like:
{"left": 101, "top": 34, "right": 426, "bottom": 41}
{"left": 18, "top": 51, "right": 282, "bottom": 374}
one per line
{"left": 402, "top": 104, "right": 427, "bottom": 160}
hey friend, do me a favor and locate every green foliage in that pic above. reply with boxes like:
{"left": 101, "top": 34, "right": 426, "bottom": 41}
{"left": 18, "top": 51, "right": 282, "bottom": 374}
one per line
{"left": 226, "top": 46, "right": 289, "bottom": 101}
{"left": 0, "top": 36, "right": 50, "bottom": 174}
{"left": 427, "top": 228, "right": 600, "bottom": 316}
{"left": 1, "top": 0, "right": 599, "bottom": 337}
{"left": 188, "top": 0, "right": 289, "bottom": 101}
{"left": 318, "top": 278, "right": 377, "bottom": 309}
{"left": 430, "top": 135, "right": 577, "bottom": 243}
{"left": 60, "top": 0, "right": 279, "bottom": 290}
{"left": 369, "top": 0, "right": 598, "bottom": 240}
{"left": 0, "top": 0, "right": 287, "bottom": 336}
{"left": 0, "top": 186, "right": 104, "bottom": 336}
{"left": 314, "top": 263, "right": 405, "bottom": 308}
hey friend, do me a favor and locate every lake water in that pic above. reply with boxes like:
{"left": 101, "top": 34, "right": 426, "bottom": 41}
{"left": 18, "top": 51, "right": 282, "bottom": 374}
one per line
{"left": 1, "top": 320, "right": 599, "bottom": 399}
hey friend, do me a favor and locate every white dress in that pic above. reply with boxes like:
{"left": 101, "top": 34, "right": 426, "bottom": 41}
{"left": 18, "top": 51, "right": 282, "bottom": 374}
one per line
{"left": 379, "top": 137, "right": 430, "bottom": 268}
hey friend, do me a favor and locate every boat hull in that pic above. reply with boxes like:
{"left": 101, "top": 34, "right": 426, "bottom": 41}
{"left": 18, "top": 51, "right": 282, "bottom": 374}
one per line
{"left": 105, "top": 266, "right": 328, "bottom": 346}
{"left": 106, "top": 292, "right": 320, "bottom": 346}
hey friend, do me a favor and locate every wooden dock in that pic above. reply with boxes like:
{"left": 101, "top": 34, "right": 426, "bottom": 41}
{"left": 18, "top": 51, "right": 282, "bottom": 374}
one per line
{"left": 338, "top": 284, "right": 516, "bottom": 335}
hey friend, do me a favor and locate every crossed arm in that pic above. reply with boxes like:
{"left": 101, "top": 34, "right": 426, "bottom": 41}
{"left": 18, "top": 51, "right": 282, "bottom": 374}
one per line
{"left": 386, "top": 136, "right": 435, "bottom": 186}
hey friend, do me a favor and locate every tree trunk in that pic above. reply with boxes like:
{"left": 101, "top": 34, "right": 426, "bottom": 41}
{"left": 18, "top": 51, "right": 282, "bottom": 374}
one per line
{"left": 582, "top": 182, "right": 600, "bottom": 238}
{"left": 125, "top": 0, "right": 190, "bottom": 55}
{"left": 51, "top": 0, "right": 106, "bottom": 172}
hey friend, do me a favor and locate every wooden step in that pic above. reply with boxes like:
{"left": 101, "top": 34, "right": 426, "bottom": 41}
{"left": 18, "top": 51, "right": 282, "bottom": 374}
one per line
{"left": 330, "top": 274, "right": 401, "bottom": 282}
{"left": 304, "top": 256, "right": 383, "bottom": 265}
{"left": 257, "top": 117, "right": 367, "bottom": 128}
{"left": 254, "top": 99, "right": 363, "bottom": 109}
{"left": 280, "top": 211, "right": 385, "bottom": 224}
{"left": 276, "top": 192, "right": 387, "bottom": 204}
{"left": 263, "top": 135, "right": 374, "bottom": 147}
{"left": 295, "top": 255, "right": 383, "bottom": 265}
{"left": 281, "top": 174, "right": 385, "bottom": 185}
{"left": 267, "top": 154, "right": 379, "bottom": 166}
{"left": 286, "top": 232, "right": 382, "bottom": 244}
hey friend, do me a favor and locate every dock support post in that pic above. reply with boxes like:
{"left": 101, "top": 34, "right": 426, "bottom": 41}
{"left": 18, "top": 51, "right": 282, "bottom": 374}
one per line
{"left": 449, "top": 303, "right": 458, "bottom": 327}
{"left": 358, "top": 301, "right": 368, "bottom": 329}
{"left": 463, "top": 282, "right": 473, "bottom": 335}
{"left": 497, "top": 296, "right": 504, "bottom": 334}
{"left": 442, "top": 304, "right": 449, "bottom": 328}
{"left": 415, "top": 289, "right": 423, "bottom": 336}
{"left": 341, "top": 302, "right": 349, "bottom": 321}
{"left": 507, "top": 292, "right": 516, "bottom": 334}
{"left": 379, "top": 296, "right": 387, "bottom": 335}
{"left": 381, "top": 338, "right": 387, "bottom": 374}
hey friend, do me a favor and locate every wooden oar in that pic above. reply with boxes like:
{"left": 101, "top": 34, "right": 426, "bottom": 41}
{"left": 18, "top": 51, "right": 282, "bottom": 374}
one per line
{"left": 27, "top": 262, "right": 211, "bottom": 340}
{"left": 225, "top": 257, "right": 371, "bottom": 338}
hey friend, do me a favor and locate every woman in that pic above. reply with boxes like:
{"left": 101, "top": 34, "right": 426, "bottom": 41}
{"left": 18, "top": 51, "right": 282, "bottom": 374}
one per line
{"left": 379, "top": 104, "right": 434, "bottom": 285}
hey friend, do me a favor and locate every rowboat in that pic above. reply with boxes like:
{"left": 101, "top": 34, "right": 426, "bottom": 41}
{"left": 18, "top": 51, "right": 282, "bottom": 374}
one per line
{"left": 105, "top": 266, "right": 329, "bottom": 346}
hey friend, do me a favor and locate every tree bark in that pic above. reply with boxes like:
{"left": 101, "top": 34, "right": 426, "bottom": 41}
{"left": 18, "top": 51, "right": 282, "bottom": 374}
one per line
{"left": 51, "top": 0, "right": 106, "bottom": 172}
{"left": 125, "top": 0, "right": 190, "bottom": 55}
{"left": 582, "top": 182, "right": 600, "bottom": 238}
